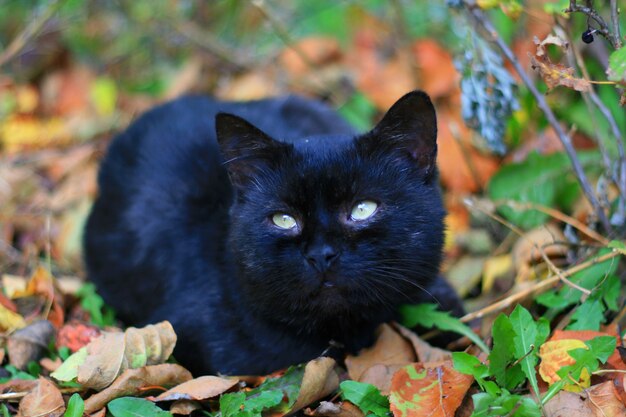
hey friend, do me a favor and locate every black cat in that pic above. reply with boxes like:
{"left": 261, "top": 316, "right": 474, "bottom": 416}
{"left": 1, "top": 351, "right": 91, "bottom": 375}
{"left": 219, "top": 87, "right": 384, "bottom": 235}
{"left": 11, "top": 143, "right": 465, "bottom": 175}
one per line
{"left": 84, "top": 91, "right": 462, "bottom": 376}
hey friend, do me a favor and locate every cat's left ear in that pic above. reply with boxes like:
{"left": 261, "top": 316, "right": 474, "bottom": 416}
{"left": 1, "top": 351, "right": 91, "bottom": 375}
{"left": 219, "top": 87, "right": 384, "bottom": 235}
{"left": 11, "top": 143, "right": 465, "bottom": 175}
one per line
{"left": 216, "top": 113, "right": 289, "bottom": 188}
{"left": 360, "top": 91, "right": 438, "bottom": 180}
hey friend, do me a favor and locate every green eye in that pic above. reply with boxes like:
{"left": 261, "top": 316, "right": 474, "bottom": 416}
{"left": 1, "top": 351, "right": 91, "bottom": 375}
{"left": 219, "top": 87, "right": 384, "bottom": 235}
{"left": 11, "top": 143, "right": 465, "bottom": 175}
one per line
{"left": 272, "top": 213, "right": 297, "bottom": 230}
{"left": 350, "top": 200, "right": 378, "bottom": 221}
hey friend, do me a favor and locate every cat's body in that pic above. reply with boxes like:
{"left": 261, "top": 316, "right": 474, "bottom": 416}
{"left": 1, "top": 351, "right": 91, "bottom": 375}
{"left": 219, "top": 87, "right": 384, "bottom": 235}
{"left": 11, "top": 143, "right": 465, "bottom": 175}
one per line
{"left": 84, "top": 92, "right": 462, "bottom": 376}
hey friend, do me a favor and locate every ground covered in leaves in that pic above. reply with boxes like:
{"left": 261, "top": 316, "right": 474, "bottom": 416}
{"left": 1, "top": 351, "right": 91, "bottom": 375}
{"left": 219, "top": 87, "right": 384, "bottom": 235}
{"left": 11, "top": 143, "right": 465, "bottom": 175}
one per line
{"left": 1, "top": 1, "right": 626, "bottom": 416}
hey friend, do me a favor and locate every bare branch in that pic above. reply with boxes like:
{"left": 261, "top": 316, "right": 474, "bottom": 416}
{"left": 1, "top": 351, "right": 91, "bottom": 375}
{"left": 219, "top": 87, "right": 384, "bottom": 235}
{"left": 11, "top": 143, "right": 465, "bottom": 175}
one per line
{"left": 610, "top": 0, "right": 623, "bottom": 49}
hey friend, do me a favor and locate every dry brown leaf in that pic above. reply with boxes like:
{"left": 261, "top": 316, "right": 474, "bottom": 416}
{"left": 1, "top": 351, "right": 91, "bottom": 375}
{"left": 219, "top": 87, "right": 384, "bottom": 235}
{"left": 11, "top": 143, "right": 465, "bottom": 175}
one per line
{"left": 0, "top": 378, "right": 39, "bottom": 394}
{"left": 346, "top": 324, "right": 416, "bottom": 381}
{"left": 393, "top": 323, "right": 452, "bottom": 364}
{"left": 290, "top": 356, "right": 340, "bottom": 414}
{"left": 70, "top": 321, "right": 177, "bottom": 390}
{"left": 151, "top": 375, "right": 239, "bottom": 402}
{"left": 544, "top": 390, "right": 594, "bottom": 417}
{"left": 7, "top": 320, "right": 55, "bottom": 370}
{"left": 359, "top": 364, "right": 405, "bottom": 395}
{"left": 16, "top": 377, "right": 65, "bottom": 417}
{"left": 587, "top": 381, "right": 626, "bottom": 416}
{"left": 78, "top": 331, "right": 126, "bottom": 390}
{"left": 306, "top": 401, "right": 364, "bottom": 417}
{"left": 534, "top": 34, "right": 569, "bottom": 57}
{"left": 512, "top": 224, "right": 566, "bottom": 283}
{"left": 530, "top": 56, "right": 591, "bottom": 92}
{"left": 83, "top": 364, "right": 193, "bottom": 414}
{"left": 389, "top": 361, "right": 473, "bottom": 417}
{"left": 170, "top": 400, "right": 202, "bottom": 415}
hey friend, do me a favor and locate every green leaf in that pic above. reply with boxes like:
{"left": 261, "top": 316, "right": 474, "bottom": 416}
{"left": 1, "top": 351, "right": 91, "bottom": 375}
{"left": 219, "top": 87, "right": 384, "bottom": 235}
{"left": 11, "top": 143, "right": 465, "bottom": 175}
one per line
{"left": 400, "top": 303, "right": 490, "bottom": 354}
{"left": 340, "top": 381, "right": 390, "bottom": 417}
{"left": 108, "top": 397, "right": 172, "bottom": 417}
{"left": 584, "top": 335, "right": 616, "bottom": 363}
{"left": 566, "top": 299, "right": 605, "bottom": 330}
{"left": 0, "top": 403, "right": 10, "bottom": 417}
{"left": 471, "top": 390, "right": 541, "bottom": 417}
{"left": 452, "top": 352, "right": 488, "bottom": 380}
{"left": 51, "top": 347, "right": 87, "bottom": 382}
{"left": 76, "top": 283, "right": 116, "bottom": 327}
{"left": 509, "top": 305, "right": 541, "bottom": 399}
{"left": 63, "top": 393, "right": 84, "bottom": 417}
{"left": 608, "top": 47, "right": 626, "bottom": 83}
{"left": 488, "top": 151, "right": 597, "bottom": 229}
{"left": 601, "top": 275, "right": 620, "bottom": 311}
{"left": 220, "top": 392, "right": 247, "bottom": 417}
{"left": 488, "top": 314, "right": 525, "bottom": 390}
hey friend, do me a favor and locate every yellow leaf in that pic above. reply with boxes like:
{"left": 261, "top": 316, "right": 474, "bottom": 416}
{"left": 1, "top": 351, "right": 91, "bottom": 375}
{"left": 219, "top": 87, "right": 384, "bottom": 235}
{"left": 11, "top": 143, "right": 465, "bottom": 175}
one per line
{"left": 0, "top": 303, "right": 26, "bottom": 332}
{"left": 538, "top": 339, "right": 590, "bottom": 392}
{"left": 482, "top": 254, "right": 513, "bottom": 292}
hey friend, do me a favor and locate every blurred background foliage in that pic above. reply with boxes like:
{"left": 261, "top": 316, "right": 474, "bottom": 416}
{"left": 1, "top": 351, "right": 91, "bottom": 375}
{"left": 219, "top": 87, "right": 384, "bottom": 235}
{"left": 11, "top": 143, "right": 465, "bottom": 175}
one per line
{"left": 0, "top": 0, "right": 624, "bottom": 308}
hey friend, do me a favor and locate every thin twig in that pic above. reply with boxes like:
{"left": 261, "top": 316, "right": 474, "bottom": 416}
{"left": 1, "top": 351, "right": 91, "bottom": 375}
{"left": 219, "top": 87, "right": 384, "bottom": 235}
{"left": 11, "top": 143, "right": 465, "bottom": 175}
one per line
{"left": 609, "top": 0, "right": 623, "bottom": 49}
{"left": 463, "top": 1, "right": 613, "bottom": 234}
{"left": 494, "top": 200, "right": 609, "bottom": 245}
{"left": 460, "top": 250, "right": 621, "bottom": 322}
{"left": 0, "top": 0, "right": 63, "bottom": 68}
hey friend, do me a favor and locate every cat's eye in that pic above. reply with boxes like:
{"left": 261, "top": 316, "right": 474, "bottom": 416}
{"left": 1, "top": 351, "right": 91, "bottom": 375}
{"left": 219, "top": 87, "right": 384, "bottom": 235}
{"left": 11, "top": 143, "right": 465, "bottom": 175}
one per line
{"left": 271, "top": 213, "right": 298, "bottom": 230}
{"left": 350, "top": 200, "right": 378, "bottom": 221}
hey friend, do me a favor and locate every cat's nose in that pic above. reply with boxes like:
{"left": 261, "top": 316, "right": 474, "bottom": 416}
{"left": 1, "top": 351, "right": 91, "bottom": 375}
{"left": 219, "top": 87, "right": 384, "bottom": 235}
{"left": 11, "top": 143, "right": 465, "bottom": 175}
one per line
{"left": 305, "top": 245, "right": 340, "bottom": 272}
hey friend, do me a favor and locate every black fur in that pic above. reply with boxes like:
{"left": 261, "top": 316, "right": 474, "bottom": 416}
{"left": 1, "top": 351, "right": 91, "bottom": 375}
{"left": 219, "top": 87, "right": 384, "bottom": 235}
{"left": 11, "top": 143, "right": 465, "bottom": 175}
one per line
{"left": 84, "top": 91, "right": 462, "bottom": 375}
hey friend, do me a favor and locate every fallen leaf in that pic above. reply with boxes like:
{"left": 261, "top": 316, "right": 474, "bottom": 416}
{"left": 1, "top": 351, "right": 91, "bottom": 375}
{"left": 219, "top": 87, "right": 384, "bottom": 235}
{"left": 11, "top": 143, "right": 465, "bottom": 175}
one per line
{"left": 83, "top": 364, "right": 192, "bottom": 414}
{"left": 482, "top": 254, "right": 513, "bottom": 292}
{"left": 0, "top": 302, "right": 26, "bottom": 332}
{"left": 512, "top": 224, "right": 566, "bottom": 283}
{"left": 393, "top": 324, "right": 452, "bottom": 364}
{"left": 290, "top": 357, "right": 340, "bottom": 414}
{"left": 306, "top": 401, "right": 364, "bottom": 417}
{"left": 16, "top": 377, "right": 65, "bottom": 417}
{"left": 389, "top": 361, "right": 473, "bottom": 417}
{"left": 169, "top": 400, "right": 201, "bottom": 415}
{"left": 150, "top": 375, "right": 239, "bottom": 402}
{"left": 0, "top": 379, "right": 39, "bottom": 394}
{"left": 346, "top": 324, "right": 416, "bottom": 381}
{"left": 7, "top": 320, "right": 56, "bottom": 370}
{"left": 586, "top": 381, "right": 626, "bottom": 416}
{"left": 539, "top": 339, "right": 590, "bottom": 391}
{"left": 359, "top": 364, "right": 405, "bottom": 395}
{"left": 544, "top": 390, "right": 594, "bottom": 417}
{"left": 52, "top": 321, "right": 177, "bottom": 390}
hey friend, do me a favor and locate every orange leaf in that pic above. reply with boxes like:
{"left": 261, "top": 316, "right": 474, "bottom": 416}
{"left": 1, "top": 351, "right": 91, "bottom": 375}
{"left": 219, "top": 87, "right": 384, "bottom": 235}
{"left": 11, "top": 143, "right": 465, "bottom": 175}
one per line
{"left": 389, "top": 361, "right": 473, "bottom": 417}
{"left": 538, "top": 339, "right": 590, "bottom": 391}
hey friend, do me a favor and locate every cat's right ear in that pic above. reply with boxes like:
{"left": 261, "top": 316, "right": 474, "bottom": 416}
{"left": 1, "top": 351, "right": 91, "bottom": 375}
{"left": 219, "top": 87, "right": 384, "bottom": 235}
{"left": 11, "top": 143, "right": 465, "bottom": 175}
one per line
{"left": 216, "top": 113, "right": 289, "bottom": 188}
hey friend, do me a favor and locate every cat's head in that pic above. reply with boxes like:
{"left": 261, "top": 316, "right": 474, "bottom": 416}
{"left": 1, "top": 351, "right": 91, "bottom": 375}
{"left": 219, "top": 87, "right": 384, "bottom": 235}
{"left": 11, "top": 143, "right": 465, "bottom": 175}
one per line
{"left": 216, "top": 91, "right": 445, "bottom": 338}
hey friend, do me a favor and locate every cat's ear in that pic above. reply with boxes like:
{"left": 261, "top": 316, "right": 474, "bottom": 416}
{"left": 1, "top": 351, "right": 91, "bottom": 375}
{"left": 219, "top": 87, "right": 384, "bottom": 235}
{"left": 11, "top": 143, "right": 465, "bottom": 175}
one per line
{"left": 216, "top": 113, "right": 289, "bottom": 188}
{"left": 361, "top": 91, "right": 438, "bottom": 180}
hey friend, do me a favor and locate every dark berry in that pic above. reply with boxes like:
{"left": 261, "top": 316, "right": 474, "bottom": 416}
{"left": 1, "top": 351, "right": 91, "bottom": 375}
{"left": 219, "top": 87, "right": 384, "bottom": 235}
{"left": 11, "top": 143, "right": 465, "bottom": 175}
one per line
{"left": 582, "top": 29, "right": 594, "bottom": 44}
